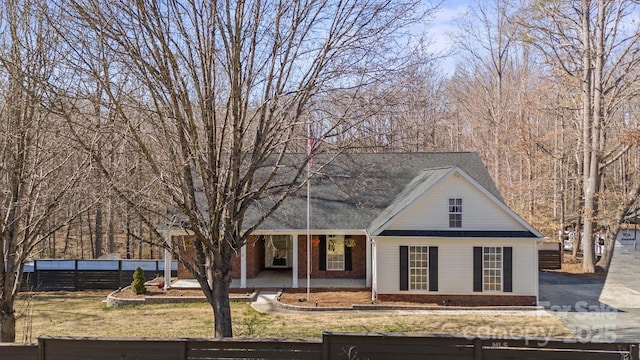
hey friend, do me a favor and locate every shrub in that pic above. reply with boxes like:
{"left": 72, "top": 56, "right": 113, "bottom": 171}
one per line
{"left": 131, "top": 267, "right": 146, "bottom": 295}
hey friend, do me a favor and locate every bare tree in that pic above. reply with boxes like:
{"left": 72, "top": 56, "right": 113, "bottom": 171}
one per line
{"left": 451, "top": 0, "right": 521, "bottom": 186}
{"left": 445, "top": 0, "right": 559, "bottom": 233}
{"left": 0, "top": 0, "right": 89, "bottom": 342}
{"left": 59, "top": 0, "right": 431, "bottom": 338}
{"left": 522, "top": 0, "right": 640, "bottom": 272}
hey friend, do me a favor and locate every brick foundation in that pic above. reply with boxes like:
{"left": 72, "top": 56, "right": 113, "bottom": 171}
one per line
{"left": 376, "top": 294, "right": 537, "bottom": 306}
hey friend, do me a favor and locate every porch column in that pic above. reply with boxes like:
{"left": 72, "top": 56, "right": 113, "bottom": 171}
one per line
{"left": 240, "top": 244, "right": 247, "bottom": 288}
{"left": 366, "top": 233, "right": 372, "bottom": 287}
{"left": 163, "top": 233, "right": 171, "bottom": 291}
{"left": 292, "top": 234, "right": 299, "bottom": 288}
{"left": 370, "top": 238, "right": 377, "bottom": 302}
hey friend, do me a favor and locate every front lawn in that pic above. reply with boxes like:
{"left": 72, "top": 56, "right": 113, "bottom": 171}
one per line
{"left": 14, "top": 291, "right": 570, "bottom": 342}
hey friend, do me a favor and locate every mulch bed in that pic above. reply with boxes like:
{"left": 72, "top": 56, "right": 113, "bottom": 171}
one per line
{"left": 278, "top": 290, "right": 438, "bottom": 308}
{"left": 112, "top": 286, "right": 206, "bottom": 298}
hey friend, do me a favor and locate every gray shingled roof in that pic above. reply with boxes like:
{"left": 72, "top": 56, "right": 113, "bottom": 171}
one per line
{"left": 247, "top": 152, "right": 501, "bottom": 231}
{"left": 366, "top": 166, "right": 456, "bottom": 235}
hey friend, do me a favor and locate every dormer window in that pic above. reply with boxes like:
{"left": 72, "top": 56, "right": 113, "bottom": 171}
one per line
{"left": 449, "top": 198, "right": 462, "bottom": 228}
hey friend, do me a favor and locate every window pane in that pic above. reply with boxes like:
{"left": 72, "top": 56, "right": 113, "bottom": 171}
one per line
{"left": 326, "top": 235, "right": 345, "bottom": 271}
{"left": 408, "top": 246, "right": 429, "bottom": 290}
{"left": 482, "top": 247, "right": 502, "bottom": 291}
{"left": 448, "top": 198, "right": 462, "bottom": 228}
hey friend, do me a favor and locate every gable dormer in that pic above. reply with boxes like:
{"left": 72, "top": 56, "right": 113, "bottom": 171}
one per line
{"left": 368, "top": 167, "right": 542, "bottom": 238}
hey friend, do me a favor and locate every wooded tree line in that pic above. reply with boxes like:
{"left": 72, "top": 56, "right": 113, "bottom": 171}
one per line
{"left": 1, "top": 0, "right": 639, "bottom": 340}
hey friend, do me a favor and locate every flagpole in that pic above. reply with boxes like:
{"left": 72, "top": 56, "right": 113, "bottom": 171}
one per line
{"left": 306, "top": 122, "right": 311, "bottom": 302}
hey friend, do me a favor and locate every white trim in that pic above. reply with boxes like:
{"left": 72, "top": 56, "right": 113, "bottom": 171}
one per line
{"left": 240, "top": 244, "right": 247, "bottom": 288}
{"left": 365, "top": 231, "right": 372, "bottom": 287}
{"left": 371, "top": 237, "right": 377, "bottom": 301}
{"left": 293, "top": 234, "right": 299, "bottom": 288}
{"left": 253, "top": 229, "right": 366, "bottom": 236}
{"left": 163, "top": 247, "right": 172, "bottom": 292}
{"left": 534, "top": 239, "right": 539, "bottom": 305}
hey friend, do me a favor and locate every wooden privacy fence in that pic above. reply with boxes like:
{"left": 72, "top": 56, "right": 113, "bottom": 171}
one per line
{"left": 20, "top": 259, "right": 178, "bottom": 291}
{"left": 539, "top": 241, "right": 562, "bottom": 270}
{"left": 323, "top": 333, "right": 638, "bottom": 360}
{"left": 0, "top": 333, "right": 636, "bottom": 360}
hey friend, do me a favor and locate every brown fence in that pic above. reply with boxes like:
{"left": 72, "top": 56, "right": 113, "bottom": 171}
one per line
{"left": 20, "top": 260, "right": 178, "bottom": 291}
{"left": 0, "top": 334, "right": 636, "bottom": 360}
{"left": 539, "top": 242, "right": 562, "bottom": 269}
{"left": 323, "top": 333, "right": 638, "bottom": 360}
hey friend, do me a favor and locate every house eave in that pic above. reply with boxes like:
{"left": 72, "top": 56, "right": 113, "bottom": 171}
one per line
{"left": 251, "top": 229, "right": 367, "bottom": 236}
{"left": 377, "top": 230, "right": 540, "bottom": 238}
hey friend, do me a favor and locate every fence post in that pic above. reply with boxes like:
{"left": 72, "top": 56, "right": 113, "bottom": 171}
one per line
{"left": 179, "top": 339, "right": 188, "bottom": 360}
{"left": 34, "top": 260, "right": 39, "bottom": 291}
{"left": 322, "top": 332, "right": 331, "bottom": 360}
{"left": 37, "top": 337, "right": 44, "bottom": 360}
{"left": 473, "top": 338, "right": 482, "bottom": 360}
{"left": 74, "top": 260, "right": 78, "bottom": 291}
{"left": 118, "top": 260, "right": 122, "bottom": 288}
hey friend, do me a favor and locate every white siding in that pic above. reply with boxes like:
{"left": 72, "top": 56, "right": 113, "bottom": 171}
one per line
{"left": 386, "top": 174, "right": 527, "bottom": 231}
{"left": 374, "top": 237, "right": 538, "bottom": 296}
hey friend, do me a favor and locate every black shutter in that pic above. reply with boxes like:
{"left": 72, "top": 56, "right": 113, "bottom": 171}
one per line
{"left": 399, "top": 246, "right": 408, "bottom": 291}
{"left": 473, "top": 246, "right": 483, "bottom": 292}
{"left": 345, "top": 240, "right": 352, "bottom": 271}
{"left": 319, "top": 235, "right": 326, "bottom": 271}
{"left": 503, "top": 247, "right": 512, "bottom": 292}
{"left": 428, "top": 246, "right": 438, "bottom": 291}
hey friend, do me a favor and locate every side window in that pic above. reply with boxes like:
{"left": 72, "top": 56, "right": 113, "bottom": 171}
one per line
{"left": 449, "top": 198, "right": 462, "bottom": 228}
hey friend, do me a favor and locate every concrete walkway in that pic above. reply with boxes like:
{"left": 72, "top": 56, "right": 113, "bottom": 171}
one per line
{"left": 251, "top": 291, "right": 279, "bottom": 313}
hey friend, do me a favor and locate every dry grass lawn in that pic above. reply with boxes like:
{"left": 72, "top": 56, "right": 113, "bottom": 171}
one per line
{"left": 14, "top": 291, "right": 570, "bottom": 343}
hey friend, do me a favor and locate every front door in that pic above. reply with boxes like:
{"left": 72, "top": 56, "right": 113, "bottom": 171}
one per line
{"left": 265, "top": 235, "right": 293, "bottom": 268}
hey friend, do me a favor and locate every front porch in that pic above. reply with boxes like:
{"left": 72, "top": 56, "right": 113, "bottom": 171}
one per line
{"left": 172, "top": 270, "right": 366, "bottom": 290}
{"left": 170, "top": 232, "right": 371, "bottom": 289}
{"left": 231, "top": 269, "right": 367, "bottom": 289}
{"left": 233, "top": 233, "right": 371, "bottom": 289}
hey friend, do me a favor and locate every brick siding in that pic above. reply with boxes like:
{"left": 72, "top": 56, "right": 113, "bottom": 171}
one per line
{"left": 177, "top": 234, "right": 368, "bottom": 282}
{"left": 376, "top": 293, "right": 537, "bottom": 306}
{"left": 297, "top": 235, "right": 366, "bottom": 280}
{"left": 231, "top": 235, "right": 265, "bottom": 279}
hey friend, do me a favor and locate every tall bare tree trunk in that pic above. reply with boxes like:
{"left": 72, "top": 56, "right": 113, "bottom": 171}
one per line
{"left": 108, "top": 197, "right": 115, "bottom": 254}
{"left": 581, "top": 0, "right": 596, "bottom": 273}
{"left": 0, "top": 297, "right": 16, "bottom": 342}
{"left": 95, "top": 204, "right": 103, "bottom": 258}
{"left": 211, "top": 247, "right": 234, "bottom": 338}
